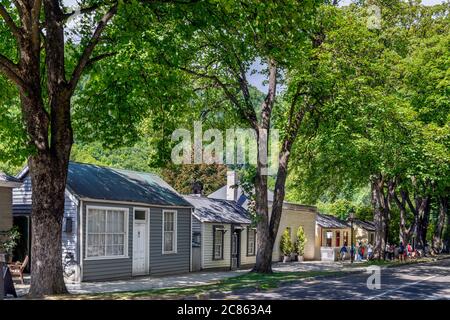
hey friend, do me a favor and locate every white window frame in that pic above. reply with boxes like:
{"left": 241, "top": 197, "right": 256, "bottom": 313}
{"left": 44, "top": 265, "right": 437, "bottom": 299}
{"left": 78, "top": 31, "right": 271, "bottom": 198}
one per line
{"left": 247, "top": 227, "right": 256, "bottom": 256}
{"left": 213, "top": 226, "right": 225, "bottom": 260}
{"left": 162, "top": 209, "right": 177, "bottom": 254}
{"left": 85, "top": 205, "right": 129, "bottom": 260}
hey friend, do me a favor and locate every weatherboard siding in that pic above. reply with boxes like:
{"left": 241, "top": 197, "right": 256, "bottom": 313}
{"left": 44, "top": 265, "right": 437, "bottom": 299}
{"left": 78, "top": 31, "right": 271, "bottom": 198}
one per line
{"left": 240, "top": 227, "right": 256, "bottom": 266}
{"left": 81, "top": 202, "right": 191, "bottom": 281}
{"left": 202, "top": 223, "right": 232, "bottom": 269}
{"left": 11, "top": 175, "right": 79, "bottom": 261}
{"left": 12, "top": 175, "right": 32, "bottom": 206}
{"left": 81, "top": 201, "right": 133, "bottom": 281}
{"left": 62, "top": 192, "right": 79, "bottom": 261}
{"left": 149, "top": 207, "right": 191, "bottom": 276}
{"left": 192, "top": 216, "right": 202, "bottom": 234}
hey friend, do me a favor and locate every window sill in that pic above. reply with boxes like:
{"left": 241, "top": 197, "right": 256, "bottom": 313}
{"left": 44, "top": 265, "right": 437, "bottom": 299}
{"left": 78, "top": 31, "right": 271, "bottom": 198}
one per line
{"left": 85, "top": 256, "right": 130, "bottom": 261}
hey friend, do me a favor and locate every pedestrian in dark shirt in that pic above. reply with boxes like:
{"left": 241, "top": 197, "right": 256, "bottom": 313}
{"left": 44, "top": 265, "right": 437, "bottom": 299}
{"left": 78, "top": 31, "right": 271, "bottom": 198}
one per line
{"left": 340, "top": 243, "right": 348, "bottom": 261}
{"left": 398, "top": 242, "right": 405, "bottom": 262}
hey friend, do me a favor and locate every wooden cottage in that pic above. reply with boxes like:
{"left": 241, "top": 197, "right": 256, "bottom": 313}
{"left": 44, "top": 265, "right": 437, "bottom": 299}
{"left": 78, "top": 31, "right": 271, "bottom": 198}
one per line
{"left": 13, "top": 162, "right": 193, "bottom": 282}
{"left": 208, "top": 171, "right": 318, "bottom": 262}
{"left": 185, "top": 194, "right": 256, "bottom": 271}
{"left": 315, "top": 213, "right": 351, "bottom": 261}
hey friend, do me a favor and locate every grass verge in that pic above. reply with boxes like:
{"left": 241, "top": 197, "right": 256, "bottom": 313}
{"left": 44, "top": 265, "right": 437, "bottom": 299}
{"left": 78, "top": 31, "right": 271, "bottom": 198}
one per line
{"left": 45, "top": 270, "right": 343, "bottom": 300}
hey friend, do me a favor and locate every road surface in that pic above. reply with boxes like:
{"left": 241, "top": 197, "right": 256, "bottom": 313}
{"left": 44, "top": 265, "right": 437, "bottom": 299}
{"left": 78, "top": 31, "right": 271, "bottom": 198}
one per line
{"left": 226, "top": 259, "right": 450, "bottom": 300}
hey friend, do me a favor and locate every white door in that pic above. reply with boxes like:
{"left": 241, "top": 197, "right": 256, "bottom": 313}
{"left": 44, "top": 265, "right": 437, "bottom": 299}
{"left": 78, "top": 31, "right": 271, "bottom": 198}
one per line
{"left": 133, "top": 209, "right": 148, "bottom": 275}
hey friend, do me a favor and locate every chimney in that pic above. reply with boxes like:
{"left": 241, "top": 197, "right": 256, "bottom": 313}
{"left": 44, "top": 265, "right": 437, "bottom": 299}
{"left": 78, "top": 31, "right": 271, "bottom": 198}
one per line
{"left": 226, "top": 170, "right": 238, "bottom": 201}
{"left": 192, "top": 181, "right": 203, "bottom": 196}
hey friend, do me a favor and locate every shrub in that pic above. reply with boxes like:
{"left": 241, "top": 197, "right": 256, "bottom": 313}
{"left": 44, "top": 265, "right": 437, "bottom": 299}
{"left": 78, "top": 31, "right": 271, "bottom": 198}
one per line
{"left": 294, "top": 226, "right": 307, "bottom": 256}
{"left": 280, "top": 228, "right": 293, "bottom": 256}
{"left": 0, "top": 226, "right": 21, "bottom": 255}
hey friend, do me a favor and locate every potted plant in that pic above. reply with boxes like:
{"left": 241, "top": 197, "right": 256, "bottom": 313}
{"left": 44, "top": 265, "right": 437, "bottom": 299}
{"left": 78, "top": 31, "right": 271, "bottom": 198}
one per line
{"left": 294, "top": 226, "right": 307, "bottom": 262}
{"left": 280, "top": 228, "right": 293, "bottom": 263}
{"left": 0, "top": 226, "right": 21, "bottom": 263}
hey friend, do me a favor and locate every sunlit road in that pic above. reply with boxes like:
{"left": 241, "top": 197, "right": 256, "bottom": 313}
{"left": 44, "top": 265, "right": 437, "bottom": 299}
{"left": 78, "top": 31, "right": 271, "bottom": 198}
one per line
{"left": 226, "top": 259, "right": 450, "bottom": 300}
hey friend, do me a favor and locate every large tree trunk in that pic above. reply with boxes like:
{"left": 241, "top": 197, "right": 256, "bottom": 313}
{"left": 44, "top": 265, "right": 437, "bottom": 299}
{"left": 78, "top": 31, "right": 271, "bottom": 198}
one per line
{"left": 252, "top": 60, "right": 277, "bottom": 273}
{"left": 432, "top": 196, "right": 448, "bottom": 253}
{"left": 253, "top": 141, "right": 272, "bottom": 273}
{"left": 415, "top": 195, "right": 431, "bottom": 249}
{"left": 21, "top": 91, "right": 73, "bottom": 296}
{"left": 389, "top": 183, "right": 416, "bottom": 245}
{"left": 253, "top": 143, "right": 292, "bottom": 273}
{"left": 371, "top": 175, "right": 390, "bottom": 260}
{"left": 251, "top": 58, "right": 311, "bottom": 273}
{"left": 28, "top": 151, "right": 71, "bottom": 296}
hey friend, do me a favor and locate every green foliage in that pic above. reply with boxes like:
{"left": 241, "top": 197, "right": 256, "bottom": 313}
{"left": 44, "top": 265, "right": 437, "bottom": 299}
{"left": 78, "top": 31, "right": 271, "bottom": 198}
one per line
{"left": 0, "top": 226, "right": 21, "bottom": 255}
{"left": 293, "top": 226, "right": 307, "bottom": 256}
{"left": 1, "top": 0, "right": 448, "bottom": 251}
{"left": 285, "top": 1, "right": 449, "bottom": 238}
{"left": 70, "top": 141, "right": 160, "bottom": 173}
{"left": 161, "top": 163, "right": 226, "bottom": 195}
{"left": 280, "top": 228, "right": 293, "bottom": 256}
{"left": 0, "top": 69, "right": 28, "bottom": 174}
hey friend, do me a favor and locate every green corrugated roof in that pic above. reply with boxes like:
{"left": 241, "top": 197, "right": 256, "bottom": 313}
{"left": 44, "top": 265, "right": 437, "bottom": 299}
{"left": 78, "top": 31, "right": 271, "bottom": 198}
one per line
{"left": 66, "top": 162, "right": 192, "bottom": 207}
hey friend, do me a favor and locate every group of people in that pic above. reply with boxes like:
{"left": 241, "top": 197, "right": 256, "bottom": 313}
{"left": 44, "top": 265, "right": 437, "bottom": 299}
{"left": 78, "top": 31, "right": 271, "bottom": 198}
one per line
{"left": 339, "top": 241, "right": 424, "bottom": 262}
{"left": 339, "top": 242, "right": 374, "bottom": 261}
{"left": 385, "top": 242, "right": 423, "bottom": 261}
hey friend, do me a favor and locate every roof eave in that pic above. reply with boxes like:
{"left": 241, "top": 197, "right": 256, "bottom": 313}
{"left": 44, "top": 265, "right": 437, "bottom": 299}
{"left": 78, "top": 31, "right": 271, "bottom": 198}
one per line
{"left": 78, "top": 197, "right": 194, "bottom": 209}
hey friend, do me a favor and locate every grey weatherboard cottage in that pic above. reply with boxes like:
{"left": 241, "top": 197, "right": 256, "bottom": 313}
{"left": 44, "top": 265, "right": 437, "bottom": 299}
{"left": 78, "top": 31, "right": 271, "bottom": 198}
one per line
{"left": 13, "top": 162, "right": 193, "bottom": 282}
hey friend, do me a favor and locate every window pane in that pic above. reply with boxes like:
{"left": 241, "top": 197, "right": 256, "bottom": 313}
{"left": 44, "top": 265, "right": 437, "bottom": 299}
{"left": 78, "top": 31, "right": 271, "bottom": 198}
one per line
{"left": 87, "top": 234, "right": 105, "bottom": 257}
{"left": 326, "top": 231, "right": 333, "bottom": 247}
{"left": 107, "top": 210, "right": 124, "bottom": 233}
{"left": 106, "top": 244, "right": 113, "bottom": 256}
{"left": 164, "top": 212, "right": 174, "bottom": 231}
{"left": 135, "top": 210, "right": 146, "bottom": 220}
{"left": 164, "top": 231, "right": 173, "bottom": 252}
{"left": 115, "top": 244, "right": 124, "bottom": 256}
{"left": 88, "top": 209, "right": 106, "bottom": 233}
{"left": 87, "top": 209, "right": 126, "bottom": 257}
{"left": 214, "top": 244, "right": 222, "bottom": 258}
{"left": 106, "top": 211, "right": 115, "bottom": 233}
{"left": 214, "top": 230, "right": 223, "bottom": 259}
{"left": 215, "top": 230, "right": 222, "bottom": 243}
{"left": 248, "top": 229, "right": 255, "bottom": 255}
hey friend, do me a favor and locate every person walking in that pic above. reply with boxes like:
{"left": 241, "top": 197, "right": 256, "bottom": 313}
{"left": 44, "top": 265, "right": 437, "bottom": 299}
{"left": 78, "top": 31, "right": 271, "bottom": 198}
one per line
{"left": 398, "top": 242, "right": 405, "bottom": 262}
{"left": 385, "top": 243, "right": 390, "bottom": 260}
{"left": 350, "top": 244, "right": 355, "bottom": 261}
{"left": 390, "top": 244, "right": 395, "bottom": 260}
{"left": 407, "top": 243, "right": 413, "bottom": 260}
{"left": 356, "top": 243, "right": 363, "bottom": 261}
{"left": 367, "top": 244, "right": 373, "bottom": 260}
{"left": 340, "top": 243, "right": 348, "bottom": 261}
